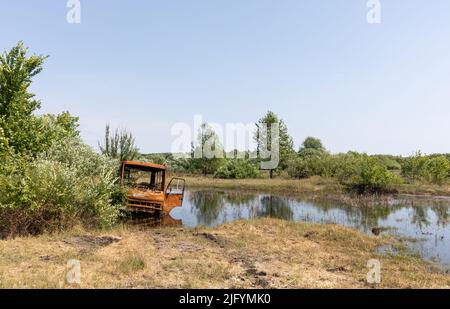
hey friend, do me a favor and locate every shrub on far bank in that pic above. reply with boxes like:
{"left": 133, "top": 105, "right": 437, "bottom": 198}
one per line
{"left": 422, "top": 156, "right": 450, "bottom": 185}
{"left": 347, "top": 155, "right": 402, "bottom": 194}
{"left": 287, "top": 151, "right": 402, "bottom": 194}
{"left": 401, "top": 152, "right": 450, "bottom": 185}
{"left": 214, "top": 159, "right": 259, "bottom": 179}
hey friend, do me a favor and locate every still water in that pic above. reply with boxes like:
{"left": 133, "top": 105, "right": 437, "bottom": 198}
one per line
{"left": 168, "top": 190, "right": 450, "bottom": 269}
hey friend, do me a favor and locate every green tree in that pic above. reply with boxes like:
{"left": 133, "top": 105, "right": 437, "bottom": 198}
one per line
{"left": 99, "top": 124, "right": 139, "bottom": 161}
{"left": 255, "top": 111, "right": 294, "bottom": 178}
{"left": 0, "top": 43, "right": 79, "bottom": 156}
{"left": 300, "top": 136, "right": 325, "bottom": 152}
{"left": 191, "top": 123, "right": 225, "bottom": 175}
{"left": 0, "top": 42, "right": 48, "bottom": 155}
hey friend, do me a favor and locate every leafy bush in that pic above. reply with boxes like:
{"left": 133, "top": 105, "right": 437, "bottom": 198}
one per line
{"left": 401, "top": 152, "right": 449, "bottom": 185}
{"left": 401, "top": 151, "right": 426, "bottom": 181}
{"left": 214, "top": 159, "right": 259, "bottom": 179}
{"left": 372, "top": 155, "right": 402, "bottom": 171}
{"left": 349, "top": 155, "right": 402, "bottom": 193}
{"left": 421, "top": 156, "right": 449, "bottom": 185}
{"left": 319, "top": 153, "right": 401, "bottom": 193}
{"left": 287, "top": 156, "right": 326, "bottom": 179}
{"left": 287, "top": 157, "right": 309, "bottom": 179}
{"left": 0, "top": 138, "right": 125, "bottom": 238}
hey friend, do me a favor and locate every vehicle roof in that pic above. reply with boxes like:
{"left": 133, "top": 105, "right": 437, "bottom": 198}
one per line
{"left": 122, "top": 160, "right": 166, "bottom": 171}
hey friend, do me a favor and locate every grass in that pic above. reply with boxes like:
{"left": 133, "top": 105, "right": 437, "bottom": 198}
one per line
{"left": 183, "top": 175, "right": 343, "bottom": 195}
{"left": 116, "top": 253, "right": 146, "bottom": 274}
{"left": 0, "top": 218, "right": 448, "bottom": 288}
{"left": 181, "top": 175, "right": 450, "bottom": 199}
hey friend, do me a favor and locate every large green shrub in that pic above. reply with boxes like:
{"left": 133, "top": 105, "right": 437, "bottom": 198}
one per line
{"left": 321, "top": 153, "right": 401, "bottom": 193}
{"left": 0, "top": 138, "right": 125, "bottom": 237}
{"left": 350, "top": 156, "right": 402, "bottom": 193}
{"left": 214, "top": 159, "right": 259, "bottom": 179}
{"left": 287, "top": 155, "right": 326, "bottom": 179}
{"left": 401, "top": 152, "right": 449, "bottom": 185}
{"left": 401, "top": 151, "right": 426, "bottom": 181}
{"left": 287, "top": 157, "right": 312, "bottom": 179}
{"left": 421, "top": 156, "right": 449, "bottom": 185}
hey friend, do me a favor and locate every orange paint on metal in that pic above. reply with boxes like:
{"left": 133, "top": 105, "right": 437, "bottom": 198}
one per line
{"left": 120, "top": 161, "right": 185, "bottom": 215}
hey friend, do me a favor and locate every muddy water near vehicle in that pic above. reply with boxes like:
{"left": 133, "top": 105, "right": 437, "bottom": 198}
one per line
{"left": 168, "top": 190, "right": 450, "bottom": 269}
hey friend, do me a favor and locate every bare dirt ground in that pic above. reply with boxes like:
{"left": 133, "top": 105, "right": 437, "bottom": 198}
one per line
{"left": 0, "top": 219, "right": 449, "bottom": 288}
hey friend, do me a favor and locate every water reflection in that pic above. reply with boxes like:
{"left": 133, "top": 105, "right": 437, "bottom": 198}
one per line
{"left": 258, "top": 196, "right": 293, "bottom": 221}
{"left": 169, "top": 190, "right": 450, "bottom": 269}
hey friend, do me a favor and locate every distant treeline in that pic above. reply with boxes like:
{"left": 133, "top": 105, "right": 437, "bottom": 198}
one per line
{"left": 139, "top": 132, "right": 450, "bottom": 194}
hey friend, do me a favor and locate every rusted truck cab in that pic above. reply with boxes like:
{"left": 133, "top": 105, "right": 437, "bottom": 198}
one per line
{"left": 120, "top": 161, "right": 185, "bottom": 214}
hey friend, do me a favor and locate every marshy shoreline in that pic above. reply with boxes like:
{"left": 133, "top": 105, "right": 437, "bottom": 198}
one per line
{"left": 181, "top": 175, "right": 450, "bottom": 207}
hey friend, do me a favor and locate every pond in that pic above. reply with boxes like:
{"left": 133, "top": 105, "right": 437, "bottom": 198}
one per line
{"left": 165, "top": 190, "right": 450, "bottom": 269}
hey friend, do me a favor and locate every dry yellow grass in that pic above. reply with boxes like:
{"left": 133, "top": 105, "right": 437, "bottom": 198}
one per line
{"left": 0, "top": 219, "right": 448, "bottom": 289}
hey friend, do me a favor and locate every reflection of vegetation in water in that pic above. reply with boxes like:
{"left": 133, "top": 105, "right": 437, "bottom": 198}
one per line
{"left": 189, "top": 191, "right": 294, "bottom": 224}
{"left": 299, "top": 198, "right": 403, "bottom": 230}
{"left": 188, "top": 190, "right": 450, "bottom": 233}
{"left": 189, "top": 191, "right": 225, "bottom": 225}
{"left": 358, "top": 206, "right": 403, "bottom": 230}
{"left": 431, "top": 206, "right": 450, "bottom": 227}
{"left": 258, "top": 196, "right": 294, "bottom": 221}
{"left": 411, "top": 206, "right": 430, "bottom": 229}
{"left": 222, "top": 191, "right": 256, "bottom": 206}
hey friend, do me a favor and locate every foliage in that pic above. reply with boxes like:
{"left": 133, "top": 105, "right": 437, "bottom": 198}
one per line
{"left": 214, "top": 159, "right": 259, "bottom": 179}
{"left": 421, "top": 156, "right": 449, "bottom": 185}
{"left": 0, "top": 42, "right": 81, "bottom": 156}
{"left": 401, "top": 151, "right": 426, "bottom": 181}
{"left": 287, "top": 157, "right": 311, "bottom": 179}
{"left": 287, "top": 154, "right": 328, "bottom": 179}
{"left": 190, "top": 123, "right": 225, "bottom": 175}
{"left": 0, "top": 43, "right": 125, "bottom": 238}
{"left": 99, "top": 124, "right": 139, "bottom": 161}
{"left": 299, "top": 136, "right": 325, "bottom": 152}
{"left": 401, "top": 152, "right": 449, "bottom": 185}
{"left": 287, "top": 150, "right": 402, "bottom": 193}
{"left": 254, "top": 111, "right": 294, "bottom": 177}
{"left": 372, "top": 155, "right": 402, "bottom": 171}
{"left": 348, "top": 155, "right": 402, "bottom": 193}
{"left": 0, "top": 138, "right": 124, "bottom": 237}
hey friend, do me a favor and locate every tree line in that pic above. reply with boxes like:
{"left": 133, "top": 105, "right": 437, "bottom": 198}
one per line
{"left": 100, "top": 113, "right": 450, "bottom": 194}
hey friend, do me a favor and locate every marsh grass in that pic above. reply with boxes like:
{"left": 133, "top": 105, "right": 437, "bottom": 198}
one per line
{"left": 181, "top": 175, "right": 450, "bottom": 202}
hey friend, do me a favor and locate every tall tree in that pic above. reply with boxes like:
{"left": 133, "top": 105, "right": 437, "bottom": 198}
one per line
{"left": 191, "top": 123, "right": 225, "bottom": 175}
{"left": 99, "top": 124, "right": 139, "bottom": 161}
{"left": 0, "top": 42, "right": 79, "bottom": 156}
{"left": 254, "top": 111, "right": 294, "bottom": 178}
{"left": 0, "top": 42, "right": 47, "bottom": 154}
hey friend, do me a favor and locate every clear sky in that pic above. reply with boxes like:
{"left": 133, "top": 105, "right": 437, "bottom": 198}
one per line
{"left": 1, "top": 0, "right": 450, "bottom": 155}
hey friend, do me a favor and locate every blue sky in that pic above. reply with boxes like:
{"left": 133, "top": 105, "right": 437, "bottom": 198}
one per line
{"left": 1, "top": 0, "right": 450, "bottom": 155}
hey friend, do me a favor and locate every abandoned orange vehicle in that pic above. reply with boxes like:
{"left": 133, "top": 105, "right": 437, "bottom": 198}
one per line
{"left": 120, "top": 161, "right": 185, "bottom": 214}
